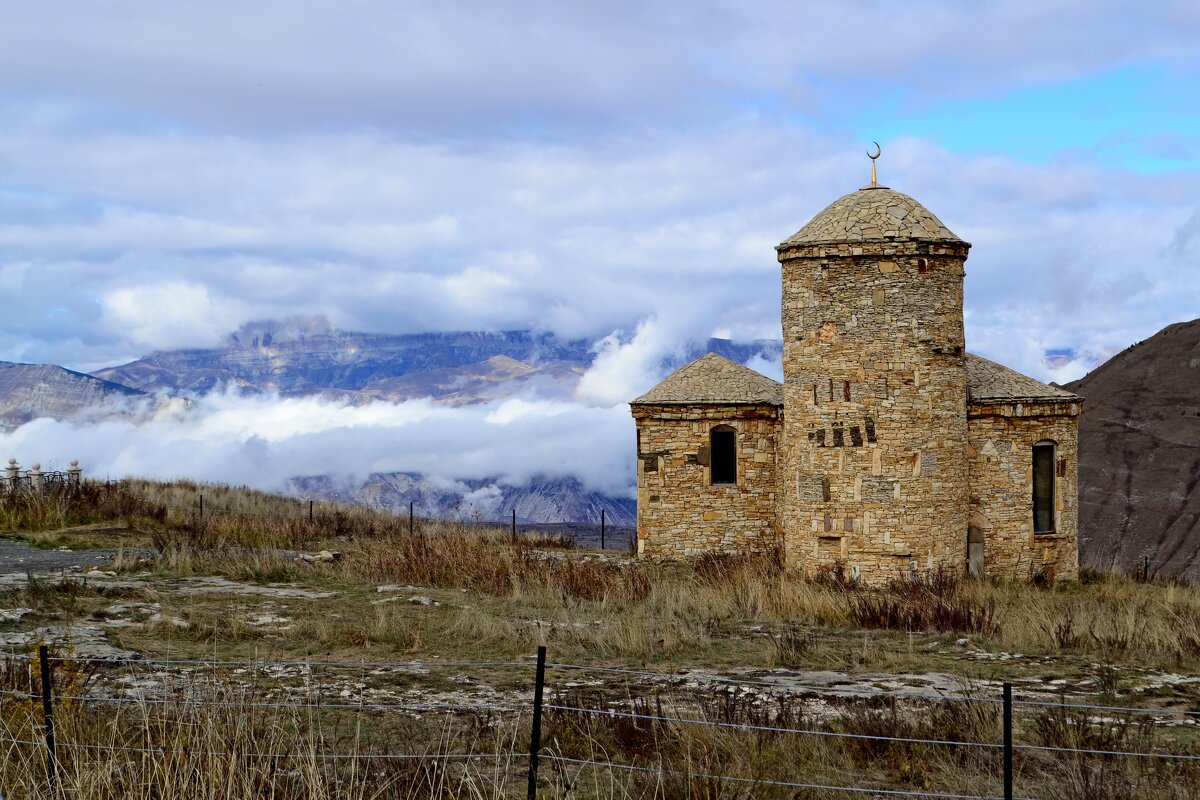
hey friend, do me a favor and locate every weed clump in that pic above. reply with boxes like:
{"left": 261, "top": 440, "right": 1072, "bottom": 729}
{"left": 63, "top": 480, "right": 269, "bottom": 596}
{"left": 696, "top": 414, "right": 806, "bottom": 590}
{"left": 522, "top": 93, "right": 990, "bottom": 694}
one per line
{"left": 849, "top": 569, "right": 999, "bottom": 636}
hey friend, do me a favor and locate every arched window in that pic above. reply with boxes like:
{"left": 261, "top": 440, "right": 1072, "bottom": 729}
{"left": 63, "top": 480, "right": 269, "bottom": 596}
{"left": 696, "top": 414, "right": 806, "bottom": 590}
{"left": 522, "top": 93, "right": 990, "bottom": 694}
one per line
{"left": 710, "top": 425, "right": 737, "bottom": 485}
{"left": 1032, "top": 441, "right": 1056, "bottom": 534}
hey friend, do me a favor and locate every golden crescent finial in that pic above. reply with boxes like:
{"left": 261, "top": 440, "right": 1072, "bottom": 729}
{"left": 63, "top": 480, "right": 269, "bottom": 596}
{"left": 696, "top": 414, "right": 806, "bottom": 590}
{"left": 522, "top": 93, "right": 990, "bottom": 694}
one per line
{"left": 867, "top": 141, "right": 881, "bottom": 187}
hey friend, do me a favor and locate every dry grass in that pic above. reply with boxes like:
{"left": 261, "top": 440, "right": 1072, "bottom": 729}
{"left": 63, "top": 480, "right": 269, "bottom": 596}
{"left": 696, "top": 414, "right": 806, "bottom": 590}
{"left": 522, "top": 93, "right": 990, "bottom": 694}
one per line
{"left": 5, "top": 478, "right": 1200, "bottom": 671}
{"left": 7, "top": 479, "right": 1200, "bottom": 797}
{"left": 542, "top": 686, "right": 1200, "bottom": 799}
{"left": 0, "top": 653, "right": 525, "bottom": 800}
{"left": 0, "top": 482, "right": 166, "bottom": 541}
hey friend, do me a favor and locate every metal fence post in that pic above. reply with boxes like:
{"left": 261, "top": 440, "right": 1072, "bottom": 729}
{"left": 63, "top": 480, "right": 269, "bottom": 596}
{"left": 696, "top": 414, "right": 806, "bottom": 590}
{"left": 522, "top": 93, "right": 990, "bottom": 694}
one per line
{"left": 512, "top": 509, "right": 517, "bottom": 540}
{"left": 199, "top": 493, "right": 204, "bottom": 517}
{"left": 39, "top": 645, "right": 58, "bottom": 796}
{"left": 1003, "top": 682, "right": 1013, "bottom": 800}
{"left": 309, "top": 500, "right": 314, "bottom": 522}
{"left": 527, "top": 645, "right": 547, "bottom": 800}
{"left": 601, "top": 509, "right": 606, "bottom": 550}
{"left": 409, "top": 501, "right": 414, "bottom": 535}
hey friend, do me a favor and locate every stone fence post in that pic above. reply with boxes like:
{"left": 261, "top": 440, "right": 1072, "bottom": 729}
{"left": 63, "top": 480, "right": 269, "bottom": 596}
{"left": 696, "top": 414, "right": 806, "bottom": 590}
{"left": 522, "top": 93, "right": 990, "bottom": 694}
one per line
{"left": 4, "top": 459, "right": 18, "bottom": 490}
{"left": 29, "top": 463, "right": 42, "bottom": 491}
{"left": 67, "top": 460, "right": 82, "bottom": 486}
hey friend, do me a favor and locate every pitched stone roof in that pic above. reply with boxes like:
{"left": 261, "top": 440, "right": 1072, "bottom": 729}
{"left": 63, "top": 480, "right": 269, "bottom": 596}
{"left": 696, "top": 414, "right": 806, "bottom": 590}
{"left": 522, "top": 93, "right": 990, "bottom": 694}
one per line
{"left": 632, "top": 352, "right": 1074, "bottom": 407}
{"left": 631, "top": 353, "right": 783, "bottom": 406}
{"left": 780, "top": 187, "right": 964, "bottom": 247}
{"left": 966, "top": 353, "right": 1081, "bottom": 404}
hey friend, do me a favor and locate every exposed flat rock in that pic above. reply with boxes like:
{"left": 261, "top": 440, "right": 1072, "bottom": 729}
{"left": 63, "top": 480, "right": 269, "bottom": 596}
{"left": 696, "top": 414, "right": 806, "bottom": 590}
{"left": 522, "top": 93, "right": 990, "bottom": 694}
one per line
{"left": 167, "top": 576, "right": 334, "bottom": 599}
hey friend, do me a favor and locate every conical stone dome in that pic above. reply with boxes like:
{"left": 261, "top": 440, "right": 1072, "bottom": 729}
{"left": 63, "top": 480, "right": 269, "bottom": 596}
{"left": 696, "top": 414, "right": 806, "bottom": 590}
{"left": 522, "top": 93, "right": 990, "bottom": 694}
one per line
{"left": 780, "top": 187, "right": 963, "bottom": 247}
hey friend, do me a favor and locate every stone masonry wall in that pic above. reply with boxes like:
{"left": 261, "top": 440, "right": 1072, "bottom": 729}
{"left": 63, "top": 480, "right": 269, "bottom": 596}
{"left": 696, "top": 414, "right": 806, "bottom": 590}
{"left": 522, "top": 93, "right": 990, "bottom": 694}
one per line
{"left": 632, "top": 403, "right": 781, "bottom": 556}
{"left": 967, "top": 401, "right": 1081, "bottom": 580}
{"left": 778, "top": 239, "right": 971, "bottom": 584}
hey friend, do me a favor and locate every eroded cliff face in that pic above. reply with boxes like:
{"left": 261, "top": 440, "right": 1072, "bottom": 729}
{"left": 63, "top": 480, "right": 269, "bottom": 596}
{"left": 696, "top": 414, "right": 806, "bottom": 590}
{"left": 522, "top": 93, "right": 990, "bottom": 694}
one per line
{"left": 0, "top": 362, "right": 145, "bottom": 431}
{"left": 1065, "top": 319, "right": 1200, "bottom": 577}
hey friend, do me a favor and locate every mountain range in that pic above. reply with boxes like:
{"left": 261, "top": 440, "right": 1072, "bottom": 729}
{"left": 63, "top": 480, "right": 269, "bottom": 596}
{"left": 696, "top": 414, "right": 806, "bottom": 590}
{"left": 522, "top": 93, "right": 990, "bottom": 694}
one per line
{"left": 0, "top": 362, "right": 145, "bottom": 432}
{"left": 2, "top": 316, "right": 1197, "bottom": 573}
{"left": 0, "top": 319, "right": 778, "bottom": 525}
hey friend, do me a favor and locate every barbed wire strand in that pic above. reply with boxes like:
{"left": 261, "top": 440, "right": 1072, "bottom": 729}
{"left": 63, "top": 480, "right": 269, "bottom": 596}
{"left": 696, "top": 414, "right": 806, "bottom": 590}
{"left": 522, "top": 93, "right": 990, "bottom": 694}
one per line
{"left": 50, "top": 693, "right": 524, "bottom": 714}
{"left": 10, "top": 654, "right": 1198, "bottom": 719}
{"left": 542, "top": 703, "right": 1001, "bottom": 749}
{"left": 543, "top": 754, "right": 1026, "bottom": 800}
{"left": 1011, "top": 697, "right": 1200, "bottom": 719}
{"left": 1013, "top": 742, "right": 1200, "bottom": 761}
{"left": 19, "top": 654, "right": 528, "bottom": 670}
{"left": 0, "top": 735, "right": 508, "bottom": 761}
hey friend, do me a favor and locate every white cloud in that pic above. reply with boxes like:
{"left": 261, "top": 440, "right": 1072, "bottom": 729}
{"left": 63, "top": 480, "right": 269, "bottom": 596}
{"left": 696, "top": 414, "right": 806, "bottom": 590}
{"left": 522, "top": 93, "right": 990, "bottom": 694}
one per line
{"left": 575, "top": 317, "right": 697, "bottom": 406}
{"left": 0, "top": 389, "right": 636, "bottom": 497}
{"left": 1, "top": 2, "right": 1198, "bottom": 134}
{"left": 0, "top": 2, "right": 1195, "bottom": 396}
{"left": 743, "top": 353, "right": 783, "bottom": 383}
{"left": 98, "top": 282, "right": 249, "bottom": 352}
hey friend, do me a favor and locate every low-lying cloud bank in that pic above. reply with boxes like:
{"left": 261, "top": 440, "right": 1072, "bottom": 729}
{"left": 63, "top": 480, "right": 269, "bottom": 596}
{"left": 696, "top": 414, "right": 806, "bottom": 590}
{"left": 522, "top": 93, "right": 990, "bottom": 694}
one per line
{"left": 0, "top": 389, "right": 637, "bottom": 499}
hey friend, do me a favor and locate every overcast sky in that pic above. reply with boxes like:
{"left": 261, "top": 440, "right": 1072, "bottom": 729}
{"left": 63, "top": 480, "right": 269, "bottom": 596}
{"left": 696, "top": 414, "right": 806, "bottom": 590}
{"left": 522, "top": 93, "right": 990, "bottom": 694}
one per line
{"left": 1, "top": 2, "right": 1198, "bottom": 495}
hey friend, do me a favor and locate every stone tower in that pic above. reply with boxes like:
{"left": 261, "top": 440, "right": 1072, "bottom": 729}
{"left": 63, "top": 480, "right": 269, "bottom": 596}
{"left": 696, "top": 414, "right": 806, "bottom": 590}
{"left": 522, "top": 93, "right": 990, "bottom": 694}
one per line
{"left": 776, "top": 183, "right": 972, "bottom": 581}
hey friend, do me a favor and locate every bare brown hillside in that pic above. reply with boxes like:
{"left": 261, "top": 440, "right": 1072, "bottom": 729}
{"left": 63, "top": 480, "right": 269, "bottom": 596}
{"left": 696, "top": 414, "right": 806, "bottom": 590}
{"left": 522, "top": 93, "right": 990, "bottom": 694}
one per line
{"left": 1065, "top": 319, "right": 1200, "bottom": 577}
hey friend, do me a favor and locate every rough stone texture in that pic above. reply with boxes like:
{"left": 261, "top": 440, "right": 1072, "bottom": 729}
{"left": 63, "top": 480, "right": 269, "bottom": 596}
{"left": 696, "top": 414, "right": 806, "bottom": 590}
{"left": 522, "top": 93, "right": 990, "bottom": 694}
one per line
{"left": 778, "top": 222, "right": 972, "bottom": 583}
{"left": 632, "top": 353, "right": 783, "bottom": 406}
{"left": 967, "top": 400, "right": 1081, "bottom": 580}
{"left": 781, "top": 187, "right": 963, "bottom": 246}
{"left": 631, "top": 403, "right": 781, "bottom": 556}
{"left": 630, "top": 183, "right": 1081, "bottom": 583}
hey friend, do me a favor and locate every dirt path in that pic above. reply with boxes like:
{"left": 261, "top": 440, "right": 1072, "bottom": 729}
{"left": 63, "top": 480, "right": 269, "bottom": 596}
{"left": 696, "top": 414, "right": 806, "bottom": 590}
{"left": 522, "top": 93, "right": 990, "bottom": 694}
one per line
{"left": 0, "top": 537, "right": 117, "bottom": 573}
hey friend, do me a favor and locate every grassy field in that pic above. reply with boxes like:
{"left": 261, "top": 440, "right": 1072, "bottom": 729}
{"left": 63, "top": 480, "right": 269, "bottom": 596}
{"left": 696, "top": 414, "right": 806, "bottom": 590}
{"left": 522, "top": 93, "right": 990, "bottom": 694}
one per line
{"left": 2, "top": 479, "right": 1200, "bottom": 798}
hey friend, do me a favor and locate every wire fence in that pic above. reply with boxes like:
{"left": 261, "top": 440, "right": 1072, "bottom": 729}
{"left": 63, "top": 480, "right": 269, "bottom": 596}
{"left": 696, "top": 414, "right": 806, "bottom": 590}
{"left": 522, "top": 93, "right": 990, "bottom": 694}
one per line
{"left": 5, "top": 648, "right": 1200, "bottom": 798}
{"left": 129, "top": 491, "right": 1200, "bottom": 577}
{"left": 9, "top": 476, "right": 1198, "bottom": 576}
{"left": 153, "top": 487, "right": 637, "bottom": 552}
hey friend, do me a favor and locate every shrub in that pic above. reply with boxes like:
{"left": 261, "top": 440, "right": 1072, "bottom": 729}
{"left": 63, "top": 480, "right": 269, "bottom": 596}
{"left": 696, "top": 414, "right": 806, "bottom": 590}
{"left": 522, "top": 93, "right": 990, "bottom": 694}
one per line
{"left": 849, "top": 569, "right": 999, "bottom": 636}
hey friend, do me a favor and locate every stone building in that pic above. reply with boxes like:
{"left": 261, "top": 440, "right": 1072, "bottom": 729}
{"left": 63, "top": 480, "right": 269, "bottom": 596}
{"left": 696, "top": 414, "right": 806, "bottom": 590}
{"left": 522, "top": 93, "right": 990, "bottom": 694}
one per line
{"left": 631, "top": 171, "right": 1081, "bottom": 583}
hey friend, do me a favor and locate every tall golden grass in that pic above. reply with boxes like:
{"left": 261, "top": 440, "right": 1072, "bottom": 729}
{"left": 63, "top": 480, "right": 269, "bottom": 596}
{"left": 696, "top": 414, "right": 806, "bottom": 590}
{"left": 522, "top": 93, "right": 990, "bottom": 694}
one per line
{"left": 6, "top": 478, "right": 1200, "bottom": 798}
{"left": 0, "top": 654, "right": 524, "bottom": 800}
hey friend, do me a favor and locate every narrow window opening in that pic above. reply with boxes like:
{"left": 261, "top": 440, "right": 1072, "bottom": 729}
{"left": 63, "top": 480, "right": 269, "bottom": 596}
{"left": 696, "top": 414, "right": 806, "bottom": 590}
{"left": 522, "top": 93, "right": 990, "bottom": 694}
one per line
{"left": 710, "top": 426, "right": 737, "bottom": 485}
{"left": 1033, "top": 442, "right": 1056, "bottom": 533}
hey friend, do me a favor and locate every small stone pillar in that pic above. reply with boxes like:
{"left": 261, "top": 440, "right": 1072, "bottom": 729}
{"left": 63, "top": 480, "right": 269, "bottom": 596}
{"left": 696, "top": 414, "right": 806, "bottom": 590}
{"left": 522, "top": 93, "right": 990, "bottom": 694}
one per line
{"left": 67, "top": 460, "right": 82, "bottom": 487}
{"left": 4, "top": 459, "right": 18, "bottom": 490}
{"left": 29, "top": 463, "right": 42, "bottom": 491}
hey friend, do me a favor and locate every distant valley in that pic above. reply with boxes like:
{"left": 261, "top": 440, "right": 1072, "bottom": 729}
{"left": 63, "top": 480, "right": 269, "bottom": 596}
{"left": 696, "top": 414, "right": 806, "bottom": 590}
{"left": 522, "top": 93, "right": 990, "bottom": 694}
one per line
{"left": 0, "top": 318, "right": 778, "bottom": 525}
{"left": 3, "top": 316, "right": 1198, "bottom": 571}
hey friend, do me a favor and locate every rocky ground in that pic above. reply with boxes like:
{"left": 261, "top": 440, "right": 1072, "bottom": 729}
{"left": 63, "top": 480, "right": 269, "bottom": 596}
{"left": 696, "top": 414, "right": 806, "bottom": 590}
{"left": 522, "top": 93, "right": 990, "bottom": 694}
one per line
{"left": 2, "top": 536, "right": 1200, "bottom": 734}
